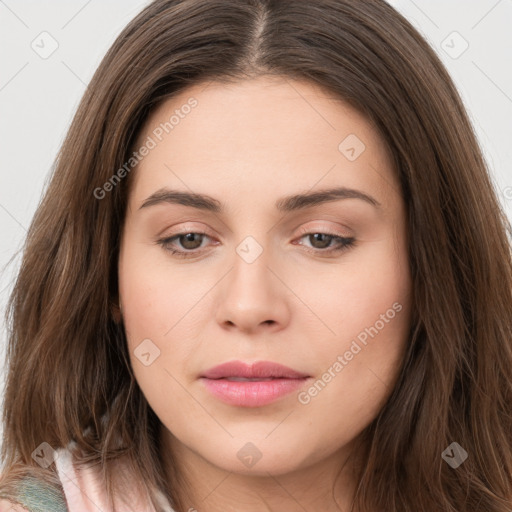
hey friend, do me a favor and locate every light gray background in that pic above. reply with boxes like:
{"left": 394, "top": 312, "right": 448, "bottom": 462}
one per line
{"left": 1, "top": 0, "right": 511, "bottom": 443}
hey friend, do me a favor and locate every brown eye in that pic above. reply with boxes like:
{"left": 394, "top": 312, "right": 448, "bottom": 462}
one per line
{"left": 307, "top": 233, "right": 335, "bottom": 249}
{"left": 156, "top": 231, "right": 212, "bottom": 257}
{"left": 296, "top": 230, "right": 356, "bottom": 256}
{"left": 177, "top": 233, "right": 205, "bottom": 250}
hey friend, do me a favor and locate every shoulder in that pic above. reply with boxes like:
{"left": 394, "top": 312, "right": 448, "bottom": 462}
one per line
{"left": 0, "top": 474, "right": 68, "bottom": 512}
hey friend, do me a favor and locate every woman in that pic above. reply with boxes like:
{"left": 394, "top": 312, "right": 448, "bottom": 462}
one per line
{"left": 1, "top": 0, "right": 512, "bottom": 510}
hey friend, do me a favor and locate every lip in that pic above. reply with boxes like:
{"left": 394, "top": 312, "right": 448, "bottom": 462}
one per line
{"left": 201, "top": 360, "right": 309, "bottom": 379}
{"left": 200, "top": 360, "right": 310, "bottom": 407}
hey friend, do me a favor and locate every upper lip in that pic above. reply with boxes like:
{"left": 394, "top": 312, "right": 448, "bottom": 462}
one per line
{"left": 200, "top": 360, "right": 310, "bottom": 379}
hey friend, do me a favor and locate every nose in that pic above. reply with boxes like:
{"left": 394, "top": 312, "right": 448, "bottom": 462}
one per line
{"left": 215, "top": 244, "right": 291, "bottom": 335}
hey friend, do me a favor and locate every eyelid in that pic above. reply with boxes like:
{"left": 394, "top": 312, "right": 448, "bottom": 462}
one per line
{"left": 296, "top": 222, "right": 353, "bottom": 238}
{"left": 163, "top": 223, "right": 215, "bottom": 237}
{"left": 161, "top": 221, "right": 352, "bottom": 242}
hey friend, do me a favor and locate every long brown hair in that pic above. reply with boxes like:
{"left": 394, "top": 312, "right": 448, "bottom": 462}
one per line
{"left": 2, "top": 0, "right": 512, "bottom": 510}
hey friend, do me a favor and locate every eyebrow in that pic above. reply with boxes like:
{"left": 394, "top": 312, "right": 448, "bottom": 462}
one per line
{"left": 139, "top": 186, "right": 381, "bottom": 212}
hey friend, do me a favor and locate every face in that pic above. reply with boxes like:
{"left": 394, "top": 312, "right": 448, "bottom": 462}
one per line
{"left": 118, "top": 76, "right": 412, "bottom": 477}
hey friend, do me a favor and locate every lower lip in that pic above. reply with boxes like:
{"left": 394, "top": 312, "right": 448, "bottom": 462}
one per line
{"left": 200, "top": 377, "right": 309, "bottom": 407}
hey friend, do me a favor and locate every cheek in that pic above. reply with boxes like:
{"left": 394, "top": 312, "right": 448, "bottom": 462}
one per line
{"left": 118, "top": 238, "right": 199, "bottom": 342}
{"left": 306, "top": 231, "right": 410, "bottom": 350}
{"left": 295, "top": 237, "right": 411, "bottom": 437}
{"left": 296, "top": 307, "right": 408, "bottom": 457}
{"left": 117, "top": 238, "right": 210, "bottom": 404}
{"left": 117, "top": 246, "right": 198, "bottom": 424}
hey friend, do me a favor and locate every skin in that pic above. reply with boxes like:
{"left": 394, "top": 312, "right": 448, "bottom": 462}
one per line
{"left": 117, "top": 76, "right": 412, "bottom": 512}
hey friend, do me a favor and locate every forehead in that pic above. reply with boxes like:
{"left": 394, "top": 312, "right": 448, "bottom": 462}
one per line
{"left": 128, "top": 77, "right": 398, "bottom": 213}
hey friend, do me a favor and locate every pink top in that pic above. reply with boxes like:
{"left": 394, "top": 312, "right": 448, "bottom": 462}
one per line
{"left": 54, "top": 446, "right": 177, "bottom": 512}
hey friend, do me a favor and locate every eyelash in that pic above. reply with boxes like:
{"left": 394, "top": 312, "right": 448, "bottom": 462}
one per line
{"left": 156, "top": 228, "right": 356, "bottom": 259}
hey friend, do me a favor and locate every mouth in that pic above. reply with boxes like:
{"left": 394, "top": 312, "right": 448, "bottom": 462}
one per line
{"left": 199, "top": 360, "right": 311, "bottom": 407}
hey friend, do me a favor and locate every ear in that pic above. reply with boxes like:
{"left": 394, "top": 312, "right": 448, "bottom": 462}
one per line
{"left": 111, "top": 300, "right": 122, "bottom": 324}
